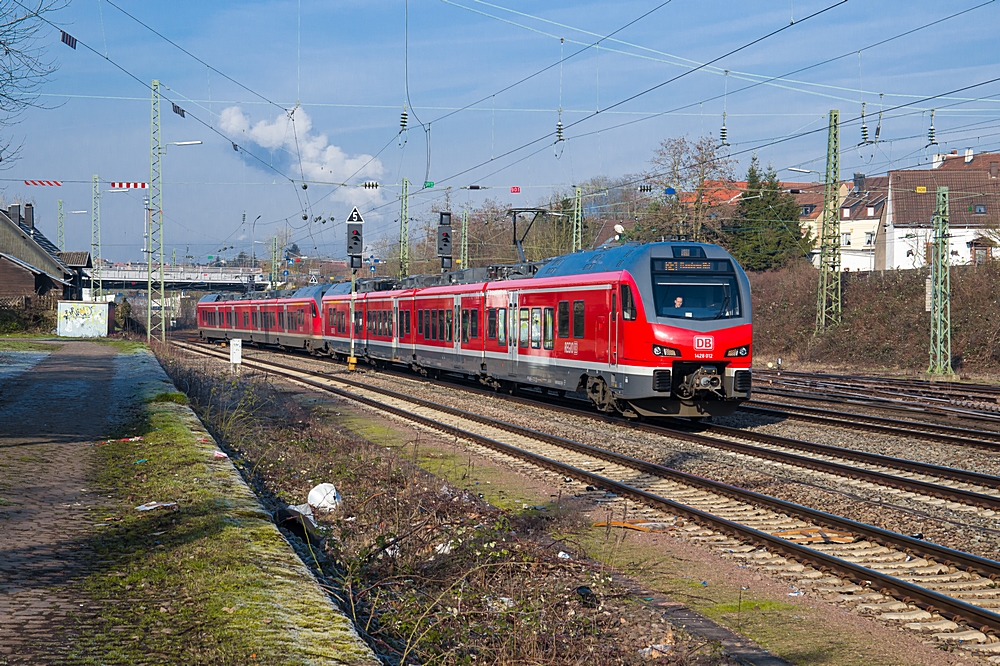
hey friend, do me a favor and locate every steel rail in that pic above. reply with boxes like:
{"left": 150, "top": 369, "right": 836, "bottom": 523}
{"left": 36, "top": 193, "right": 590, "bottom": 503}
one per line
{"left": 755, "top": 369, "right": 1000, "bottom": 399}
{"left": 744, "top": 401, "right": 1000, "bottom": 447}
{"left": 173, "top": 339, "right": 1000, "bottom": 634}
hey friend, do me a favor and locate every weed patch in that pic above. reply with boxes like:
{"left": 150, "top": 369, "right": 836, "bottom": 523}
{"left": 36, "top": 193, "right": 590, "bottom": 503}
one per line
{"left": 158, "top": 350, "right": 736, "bottom": 665}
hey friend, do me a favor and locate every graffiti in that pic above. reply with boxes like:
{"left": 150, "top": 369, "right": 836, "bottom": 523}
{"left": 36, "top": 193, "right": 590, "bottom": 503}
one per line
{"left": 58, "top": 302, "right": 111, "bottom": 337}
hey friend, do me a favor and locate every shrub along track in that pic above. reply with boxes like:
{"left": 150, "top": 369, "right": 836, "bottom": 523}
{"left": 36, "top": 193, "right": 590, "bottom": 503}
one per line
{"left": 174, "top": 339, "right": 1000, "bottom": 655}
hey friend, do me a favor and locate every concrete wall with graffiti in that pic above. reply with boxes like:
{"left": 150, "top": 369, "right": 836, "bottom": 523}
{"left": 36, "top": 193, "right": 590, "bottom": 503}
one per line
{"left": 57, "top": 301, "right": 115, "bottom": 337}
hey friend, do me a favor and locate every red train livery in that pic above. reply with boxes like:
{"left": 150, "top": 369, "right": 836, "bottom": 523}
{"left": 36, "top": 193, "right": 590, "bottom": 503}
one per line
{"left": 199, "top": 242, "right": 752, "bottom": 417}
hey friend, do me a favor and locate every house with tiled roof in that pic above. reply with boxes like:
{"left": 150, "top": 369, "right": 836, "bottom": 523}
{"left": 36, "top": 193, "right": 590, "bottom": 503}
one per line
{"left": 875, "top": 166, "right": 998, "bottom": 270}
{"left": 0, "top": 203, "right": 89, "bottom": 300}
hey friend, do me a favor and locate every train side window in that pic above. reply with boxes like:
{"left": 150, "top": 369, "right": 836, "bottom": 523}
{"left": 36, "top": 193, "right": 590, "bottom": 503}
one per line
{"left": 573, "top": 300, "right": 585, "bottom": 338}
{"left": 487, "top": 308, "right": 497, "bottom": 339}
{"left": 497, "top": 308, "right": 507, "bottom": 347}
{"left": 244, "top": 312, "right": 249, "bottom": 327}
{"left": 389, "top": 310, "right": 394, "bottom": 337}
{"left": 611, "top": 293, "right": 617, "bottom": 321}
{"left": 557, "top": 301, "right": 570, "bottom": 338}
{"left": 397, "top": 309, "right": 403, "bottom": 337}
{"left": 543, "top": 308, "right": 554, "bottom": 350}
{"left": 405, "top": 310, "right": 411, "bottom": 335}
{"left": 519, "top": 308, "right": 530, "bottom": 348}
{"left": 418, "top": 310, "right": 424, "bottom": 337}
{"left": 431, "top": 310, "right": 438, "bottom": 340}
{"left": 445, "top": 308, "right": 453, "bottom": 342}
{"left": 470, "top": 309, "right": 478, "bottom": 339}
{"left": 530, "top": 308, "right": 542, "bottom": 348}
{"left": 461, "top": 309, "right": 469, "bottom": 343}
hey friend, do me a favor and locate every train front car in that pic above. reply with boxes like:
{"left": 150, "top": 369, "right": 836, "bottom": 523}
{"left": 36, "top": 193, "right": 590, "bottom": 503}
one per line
{"left": 538, "top": 242, "right": 752, "bottom": 418}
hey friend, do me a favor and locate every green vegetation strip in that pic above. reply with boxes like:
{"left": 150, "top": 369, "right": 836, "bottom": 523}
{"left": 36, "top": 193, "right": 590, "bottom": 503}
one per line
{"left": 76, "top": 386, "right": 378, "bottom": 665}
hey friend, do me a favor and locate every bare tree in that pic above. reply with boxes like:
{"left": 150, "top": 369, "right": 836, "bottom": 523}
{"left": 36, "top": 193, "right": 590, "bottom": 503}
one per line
{"left": 634, "top": 135, "right": 737, "bottom": 242}
{"left": 0, "top": 0, "right": 64, "bottom": 165}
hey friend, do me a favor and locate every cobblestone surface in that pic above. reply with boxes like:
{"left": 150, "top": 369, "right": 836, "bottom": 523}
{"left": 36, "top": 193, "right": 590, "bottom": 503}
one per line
{"left": 0, "top": 342, "right": 117, "bottom": 664}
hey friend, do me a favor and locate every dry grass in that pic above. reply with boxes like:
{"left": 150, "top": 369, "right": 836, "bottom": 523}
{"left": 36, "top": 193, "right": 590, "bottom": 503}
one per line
{"left": 159, "top": 349, "right": 737, "bottom": 665}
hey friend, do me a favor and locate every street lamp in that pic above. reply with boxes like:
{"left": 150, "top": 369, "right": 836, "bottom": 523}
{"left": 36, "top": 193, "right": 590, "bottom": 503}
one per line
{"left": 250, "top": 214, "right": 262, "bottom": 266}
{"left": 787, "top": 167, "right": 820, "bottom": 175}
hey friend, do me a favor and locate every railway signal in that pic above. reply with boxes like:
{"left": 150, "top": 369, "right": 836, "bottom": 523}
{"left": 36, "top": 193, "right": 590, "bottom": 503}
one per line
{"left": 437, "top": 211, "right": 452, "bottom": 270}
{"left": 346, "top": 206, "right": 364, "bottom": 269}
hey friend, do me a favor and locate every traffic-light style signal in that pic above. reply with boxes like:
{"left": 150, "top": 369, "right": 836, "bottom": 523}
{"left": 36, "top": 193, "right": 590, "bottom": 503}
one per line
{"left": 439, "top": 210, "right": 452, "bottom": 226}
{"left": 347, "top": 223, "right": 363, "bottom": 255}
{"left": 437, "top": 225, "right": 452, "bottom": 257}
{"left": 637, "top": 184, "right": 653, "bottom": 192}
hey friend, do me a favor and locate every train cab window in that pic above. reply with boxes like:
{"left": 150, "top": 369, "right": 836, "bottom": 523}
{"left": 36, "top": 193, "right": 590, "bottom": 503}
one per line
{"left": 470, "top": 309, "right": 478, "bottom": 339}
{"left": 572, "top": 301, "right": 585, "bottom": 338}
{"left": 652, "top": 260, "right": 741, "bottom": 320}
{"left": 543, "top": 308, "right": 554, "bottom": 350}
{"left": 530, "top": 308, "right": 542, "bottom": 349}
{"left": 519, "top": 308, "right": 530, "bottom": 348}
{"left": 445, "top": 309, "right": 453, "bottom": 342}
{"left": 497, "top": 308, "right": 507, "bottom": 347}
{"left": 557, "top": 301, "right": 570, "bottom": 337}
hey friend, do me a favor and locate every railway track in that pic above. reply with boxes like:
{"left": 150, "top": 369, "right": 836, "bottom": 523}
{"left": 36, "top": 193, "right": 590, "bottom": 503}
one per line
{"left": 754, "top": 370, "right": 1000, "bottom": 424}
{"left": 172, "top": 339, "right": 1000, "bottom": 649}
{"left": 744, "top": 400, "right": 1000, "bottom": 449}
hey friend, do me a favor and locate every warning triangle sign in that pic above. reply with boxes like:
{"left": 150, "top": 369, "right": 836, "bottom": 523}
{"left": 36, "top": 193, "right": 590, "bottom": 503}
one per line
{"left": 346, "top": 207, "right": 365, "bottom": 223}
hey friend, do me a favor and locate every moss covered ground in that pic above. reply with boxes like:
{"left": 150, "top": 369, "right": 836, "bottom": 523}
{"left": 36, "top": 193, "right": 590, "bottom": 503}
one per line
{"left": 71, "top": 377, "right": 378, "bottom": 665}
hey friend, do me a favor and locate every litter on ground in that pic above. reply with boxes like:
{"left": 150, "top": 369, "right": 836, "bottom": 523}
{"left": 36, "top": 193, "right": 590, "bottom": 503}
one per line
{"left": 135, "top": 501, "right": 178, "bottom": 512}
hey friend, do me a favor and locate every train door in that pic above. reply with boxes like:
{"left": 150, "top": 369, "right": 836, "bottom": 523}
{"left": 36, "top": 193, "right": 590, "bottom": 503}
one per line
{"left": 452, "top": 295, "right": 462, "bottom": 368}
{"left": 507, "top": 291, "right": 518, "bottom": 376}
{"left": 610, "top": 290, "right": 619, "bottom": 369}
{"left": 392, "top": 298, "right": 399, "bottom": 360}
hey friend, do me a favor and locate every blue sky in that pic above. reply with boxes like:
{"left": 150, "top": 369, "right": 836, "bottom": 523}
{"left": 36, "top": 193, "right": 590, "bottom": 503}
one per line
{"left": 4, "top": 0, "right": 999, "bottom": 262}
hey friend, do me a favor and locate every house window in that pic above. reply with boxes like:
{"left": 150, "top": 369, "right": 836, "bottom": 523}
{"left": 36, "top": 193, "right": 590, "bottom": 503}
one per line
{"left": 864, "top": 232, "right": 875, "bottom": 246}
{"left": 975, "top": 204, "right": 987, "bottom": 214}
{"left": 867, "top": 206, "right": 875, "bottom": 217}
{"left": 841, "top": 232, "right": 852, "bottom": 246}
{"left": 841, "top": 208, "right": 850, "bottom": 219}
{"left": 800, "top": 204, "right": 815, "bottom": 217}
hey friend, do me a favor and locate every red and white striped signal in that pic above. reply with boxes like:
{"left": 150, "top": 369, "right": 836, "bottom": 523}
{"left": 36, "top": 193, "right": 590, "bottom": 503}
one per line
{"left": 110, "top": 182, "right": 148, "bottom": 189}
{"left": 23, "top": 180, "right": 62, "bottom": 186}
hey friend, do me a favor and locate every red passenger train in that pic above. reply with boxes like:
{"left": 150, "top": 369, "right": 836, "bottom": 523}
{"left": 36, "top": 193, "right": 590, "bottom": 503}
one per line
{"left": 198, "top": 242, "right": 752, "bottom": 417}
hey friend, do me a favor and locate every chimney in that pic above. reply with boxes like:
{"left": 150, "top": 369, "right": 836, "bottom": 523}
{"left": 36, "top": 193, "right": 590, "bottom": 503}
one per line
{"left": 23, "top": 203, "right": 33, "bottom": 229}
{"left": 965, "top": 148, "right": 974, "bottom": 164}
{"left": 991, "top": 162, "right": 999, "bottom": 179}
{"left": 950, "top": 149, "right": 958, "bottom": 155}
{"left": 6, "top": 204, "right": 20, "bottom": 225}
{"left": 853, "top": 172, "right": 866, "bottom": 193}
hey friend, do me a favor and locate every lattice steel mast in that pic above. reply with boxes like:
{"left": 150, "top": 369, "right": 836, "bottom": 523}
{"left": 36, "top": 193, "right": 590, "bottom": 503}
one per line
{"left": 148, "top": 79, "right": 166, "bottom": 343}
{"left": 270, "top": 236, "right": 279, "bottom": 287}
{"left": 572, "top": 186, "right": 583, "bottom": 252}
{"left": 399, "top": 177, "right": 409, "bottom": 278}
{"left": 57, "top": 199, "right": 64, "bottom": 250}
{"left": 460, "top": 209, "right": 469, "bottom": 268}
{"left": 928, "top": 186, "right": 953, "bottom": 375}
{"left": 91, "top": 175, "right": 102, "bottom": 299}
{"left": 815, "top": 110, "right": 841, "bottom": 332}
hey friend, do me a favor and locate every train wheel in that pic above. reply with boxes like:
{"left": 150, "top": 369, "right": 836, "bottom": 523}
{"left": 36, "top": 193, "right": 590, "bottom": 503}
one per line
{"left": 586, "top": 377, "right": 616, "bottom": 413}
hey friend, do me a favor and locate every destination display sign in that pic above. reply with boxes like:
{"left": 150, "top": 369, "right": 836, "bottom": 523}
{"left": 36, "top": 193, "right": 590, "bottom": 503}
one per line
{"left": 652, "top": 259, "right": 733, "bottom": 273}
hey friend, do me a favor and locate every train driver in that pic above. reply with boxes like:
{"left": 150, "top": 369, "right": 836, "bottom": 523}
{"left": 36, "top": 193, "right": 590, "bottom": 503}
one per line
{"left": 673, "top": 296, "right": 684, "bottom": 308}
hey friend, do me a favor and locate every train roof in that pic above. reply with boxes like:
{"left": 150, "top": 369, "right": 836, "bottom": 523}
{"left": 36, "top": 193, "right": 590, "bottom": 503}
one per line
{"left": 534, "top": 242, "right": 733, "bottom": 278}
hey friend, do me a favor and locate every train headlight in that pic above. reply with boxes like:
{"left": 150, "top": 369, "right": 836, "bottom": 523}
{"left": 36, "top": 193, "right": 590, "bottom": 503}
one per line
{"left": 724, "top": 345, "right": 750, "bottom": 358}
{"left": 652, "top": 345, "right": 680, "bottom": 357}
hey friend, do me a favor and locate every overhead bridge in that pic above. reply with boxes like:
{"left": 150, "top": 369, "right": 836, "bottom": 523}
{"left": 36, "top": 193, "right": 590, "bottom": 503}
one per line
{"left": 87, "top": 265, "right": 270, "bottom": 291}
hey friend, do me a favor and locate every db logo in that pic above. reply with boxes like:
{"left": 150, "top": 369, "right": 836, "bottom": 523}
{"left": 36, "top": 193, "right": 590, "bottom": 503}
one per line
{"left": 693, "top": 335, "right": 714, "bottom": 351}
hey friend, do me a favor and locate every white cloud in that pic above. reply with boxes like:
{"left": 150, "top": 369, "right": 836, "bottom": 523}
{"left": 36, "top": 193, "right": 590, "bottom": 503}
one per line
{"left": 219, "top": 106, "right": 384, "bottom": 186}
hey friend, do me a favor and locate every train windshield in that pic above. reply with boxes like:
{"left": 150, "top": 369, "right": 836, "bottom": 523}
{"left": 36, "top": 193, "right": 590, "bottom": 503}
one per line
{"left": 652, "top": 272, "right": 741, "bottom": 320}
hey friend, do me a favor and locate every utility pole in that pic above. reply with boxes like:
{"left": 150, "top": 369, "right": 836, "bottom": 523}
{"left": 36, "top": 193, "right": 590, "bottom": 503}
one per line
{"left": 91, "top": 175, "right": 102, "bottom": 300}
{"left": 572, "top": 186, "right": 583, "bottom": 252}
{"left": 270, "top": 236, "right": 279, "bottom": 288}
{"left": 57, "top": 200, "right": 65, "bottom": 250}
{"left": 399, "top": 177, "right": 409, "bottom": 279}
{"left": 815, "top": 109, "right": 841, "bottom": 333}
{"left": 928, "top": 186, "right": 954, "bottom": 375}
{"left": 148, "top": 79, "right": 166, "bottom": 343}
{"left": 460, "top": 209, "right": 469, "bottom": 268}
